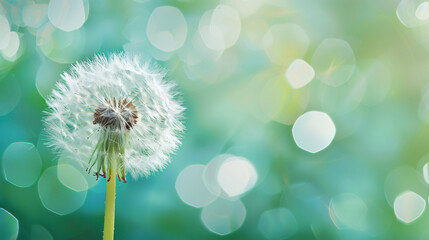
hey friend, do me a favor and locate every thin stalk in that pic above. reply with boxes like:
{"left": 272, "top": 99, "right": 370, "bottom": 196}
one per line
{"left": 103, "top": 171, "right": 116, "bottom": 240}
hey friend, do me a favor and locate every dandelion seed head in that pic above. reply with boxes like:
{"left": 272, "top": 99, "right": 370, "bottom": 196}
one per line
{"left": 93, "top": 97, "right": 138, "bottom": 130}
{"left": 44, "top": 53, "right": 185, "bottom": 180}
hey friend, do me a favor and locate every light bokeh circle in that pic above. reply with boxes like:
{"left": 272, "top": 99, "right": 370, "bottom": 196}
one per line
{"left": 38, "top": 166, "right": 87, "bottom": 215}
{"left": 175, "top": 164, "right": 218, "bottom": 208}
{"left": 147, "top": 6, "right": 187, "bottom": 52}
{"left": 2, "top": 142, "right": 42, "bottom": 188}
{"left": 201, "top": 198, "right": 246, "bottom": 235}
{"left": 394, "top": 191, "right": 425, "bottom": 223}
{"left": 292, "top": 111, "right": 336, "bottom": 153}
{"left": 0, "top": 208, "right": 19, "bottom": 240}
{"left": 48, "top": 0, "right": 86, "bottom": 31}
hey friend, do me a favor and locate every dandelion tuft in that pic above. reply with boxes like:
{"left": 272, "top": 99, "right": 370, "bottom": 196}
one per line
{"left": 44, "top": 53, "right": 185, "bottom": 182}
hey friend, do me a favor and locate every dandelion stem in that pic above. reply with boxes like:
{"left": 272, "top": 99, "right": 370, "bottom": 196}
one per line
{"left": 103, "top": 170, "right": 116, "bottom": 240}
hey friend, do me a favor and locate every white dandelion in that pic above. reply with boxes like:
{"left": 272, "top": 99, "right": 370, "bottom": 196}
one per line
{"left": 44, "top": 53, "right": 185, "bottom": 240}
{"left": 44, "top": 53, "right": 185, "bottom": 182}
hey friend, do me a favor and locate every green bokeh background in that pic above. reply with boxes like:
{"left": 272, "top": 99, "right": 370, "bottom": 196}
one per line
{"left": 2, "top": 0, "right": 429, "bottom": 239}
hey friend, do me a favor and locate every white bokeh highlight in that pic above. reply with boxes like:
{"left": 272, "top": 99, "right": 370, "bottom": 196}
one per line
{"left": 416, "top": 2, "right": 429, "bottom": 20}
{"left": 176, "top": 164, "right": 217, "bottom": 208}
{"left": 199, "top": 5, "right": 241, "bottom": 51}
{"left": 146, "top": 6, "right": 187, "bottom": 52}
{"left": 48, "top": 0, "right": 86, "bottom": 31}
{"left": 1, "top": 32, "right": 20, "bottom": 60}
{"left": 292, "top": 111, "right": 336, "bottom": 153}
{"left": 204, "top": 154, "right": 257, "bottom": 199}
{"left": 22, "top": 4, "right": 48, "bottom": 29}
{"left": 201, "top": 198, "right": 246, "bottom": 235}
{"left": 397, "top": 0, "right": 429, "bottom": 27}
{"left": 423, "top": 163, "right": 429, "bottom": 184}
{"left": 394, "top": 191, "right": 425, "bottom": 223}
{"left": 217, "top": 156, "right": 258, "bottom": 197}
{"left": 0, "top": 15, "right": 10, "bottom": 50}
{"left": 285, "top": 59, "right": 315, "bottom": 89}
{"left": 203, "top": 154, "right": 231, "bottom": 197}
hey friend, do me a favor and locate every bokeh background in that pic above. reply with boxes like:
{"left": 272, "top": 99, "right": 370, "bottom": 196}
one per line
{"left": 2, "top": 0, "right": 429, "bottom": 239}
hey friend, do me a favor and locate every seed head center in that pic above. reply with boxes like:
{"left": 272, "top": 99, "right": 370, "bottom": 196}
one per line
{"left": 93, "top": 97, "right": 138, "bottom": 130}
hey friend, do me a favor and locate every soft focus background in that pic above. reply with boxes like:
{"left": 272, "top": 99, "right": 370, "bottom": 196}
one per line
{"left": 2, "top": 0, "right": 429, "bottom": 239}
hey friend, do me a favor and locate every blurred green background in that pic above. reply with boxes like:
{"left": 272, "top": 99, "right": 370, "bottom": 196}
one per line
{"left": 2, "top": 0, "right": 429, "bottom": 239}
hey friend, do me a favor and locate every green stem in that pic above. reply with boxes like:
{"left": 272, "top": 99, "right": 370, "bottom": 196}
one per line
{"left": 103, "top": 171, "right": 116, "bottom": 240}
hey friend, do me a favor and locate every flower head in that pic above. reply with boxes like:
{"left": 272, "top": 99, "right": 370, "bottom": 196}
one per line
{"left": 44, "top": 53, "right": 185, "bottom": 181}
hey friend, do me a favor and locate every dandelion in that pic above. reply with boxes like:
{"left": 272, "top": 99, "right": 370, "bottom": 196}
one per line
{"left": 44, "top": 53, "right": 185, "bottom": 240}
